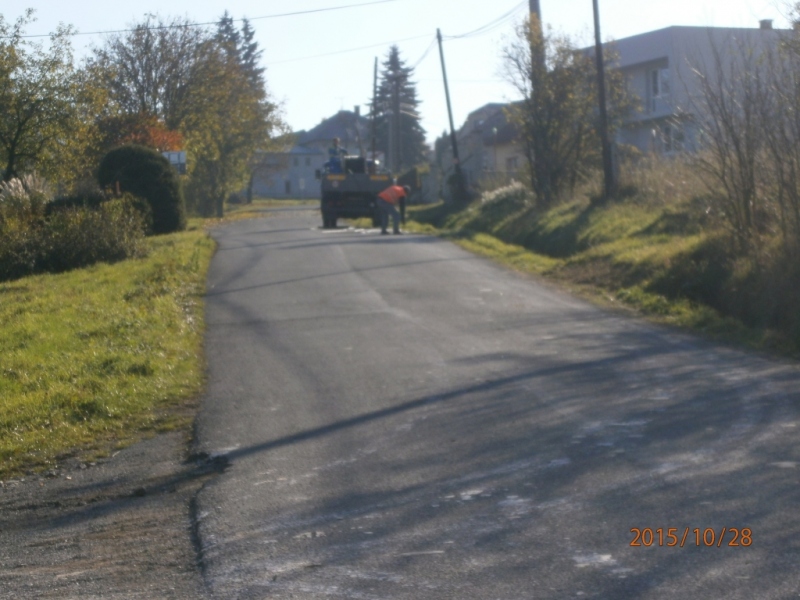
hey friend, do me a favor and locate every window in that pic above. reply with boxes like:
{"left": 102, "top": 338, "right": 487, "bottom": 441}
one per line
{"left": 649, "top": 70, "right": 659, "bottom": 97}
{"left": 293, "top": 157, "right": 299, "bottom": 167}
{"left": 647, "top": 67, "right": 670, "bottom": 113}
{"left": 660, "top": 123, "right": 684, "bottom": 153}
{"left": 505, "top": 156, "right": 519, "bottom": 173}
{"left": 305, "top": 157, "right": 311, "bottom": 167}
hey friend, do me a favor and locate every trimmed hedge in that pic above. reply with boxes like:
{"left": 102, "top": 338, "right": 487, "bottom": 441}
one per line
{"left": 98, "top": 145, "right": 186, "bottom": 234}
{"left": 46, "top": 190, "right": 107, "bottom": 212}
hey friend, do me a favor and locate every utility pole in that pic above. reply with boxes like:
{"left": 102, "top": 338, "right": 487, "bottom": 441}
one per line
{"left": 529, "top": 0, "right": 545, "bottom": 68}
{"left": 387, "top": 82, "right": 394, "bottom": 172}
{"left": 371, "top": 57, "right": 377, "bottom": 162}
{"left": 437, "top": 28, "right": 466, "bottom": 203}
{"left": 527, "top": 0, "right": 552, "bottom": 204}
{"left": 592, "top": 0, "right": 616, "bottom": 201}
{"left": 392, "top": 74, "right": 401, "bottom": 172}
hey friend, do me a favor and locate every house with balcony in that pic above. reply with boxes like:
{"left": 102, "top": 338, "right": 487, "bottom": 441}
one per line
{"left": 610, "top": 20, "right": 789, "bottom": 154}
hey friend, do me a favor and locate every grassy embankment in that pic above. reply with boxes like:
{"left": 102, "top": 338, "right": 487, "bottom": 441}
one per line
{"left": 0, "top": 225, "right": 212, "bottom": 477}
{"left": 403, "top": 161, "right": 800, "bottom": 356}
{"left": 0, "top": 199, "right": 312, "bottom": 479}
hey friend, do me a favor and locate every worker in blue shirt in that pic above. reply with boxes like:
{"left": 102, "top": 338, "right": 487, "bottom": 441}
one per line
{"left": 327, "top": 137, "right": 348, "bottom": 173}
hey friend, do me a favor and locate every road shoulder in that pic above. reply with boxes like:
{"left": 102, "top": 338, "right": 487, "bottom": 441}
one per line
{"left": 0, "top": 431, "right": 215, "bottom": 599}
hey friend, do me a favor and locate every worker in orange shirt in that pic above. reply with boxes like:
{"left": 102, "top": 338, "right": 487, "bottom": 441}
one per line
{"left": 376, "top": 184, "right": 409, "bottom": 235}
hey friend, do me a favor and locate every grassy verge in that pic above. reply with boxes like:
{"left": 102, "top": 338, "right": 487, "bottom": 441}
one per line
{"left": 0, "top": 228, "right": 215, "bottom": 478}
{"left": 225, "top": 198, "right": 317, "bottom": 220}
{"left": 0, "top": 198, "right": 317, "bottom": 478}
{"left": 406, "top": 180, "right": 799, "bottom": 357}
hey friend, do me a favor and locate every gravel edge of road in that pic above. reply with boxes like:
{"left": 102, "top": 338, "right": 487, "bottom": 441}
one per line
{"left": 0, "top": 430, "right": 225, "bottom": 599}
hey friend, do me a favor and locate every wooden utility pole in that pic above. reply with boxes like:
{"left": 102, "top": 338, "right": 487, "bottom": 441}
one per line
{"left": 592, "top": 0, "right": 616, "bottom": 201}
{"left": 529, "top": 0, "right": 542, "bottom": 29}
{"left": 437, "top": 28, "right": 466, "bottom": 203}
{"left": 527, "top": 0, "right": 552, "bottom": 204}
{"left": 529, "top": 0, "right": 545, "bottom": 68}
{"left": 371, "top": 57, "right": 377, "bottom": 162}
{"left": 392, "top": 74, "right": 401, "bottom": 172}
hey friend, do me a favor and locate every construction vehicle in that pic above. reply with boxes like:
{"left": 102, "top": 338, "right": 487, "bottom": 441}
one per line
{"left": 317, "top": 156, "right": 393, "bottom": 228}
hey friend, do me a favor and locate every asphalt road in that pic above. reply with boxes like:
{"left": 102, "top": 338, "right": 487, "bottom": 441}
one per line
{"left": 194, "top": 209, "right": 800, "bottom": 599}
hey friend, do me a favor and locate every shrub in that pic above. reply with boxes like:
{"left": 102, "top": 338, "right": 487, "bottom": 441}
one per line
{"left": 97, "top": 144, "right": 186, "bottom": 234}
{"left": 0, "top": 195, "right": 146, "bottom": 282}
{"left": 47, "top": 190, "right": 107, "bottom": 213}
{"left": 480, "top": 181, "right": 533, "bottom": 206}
{"left": 40, "top": 196, "right": 147, "bottom": 272}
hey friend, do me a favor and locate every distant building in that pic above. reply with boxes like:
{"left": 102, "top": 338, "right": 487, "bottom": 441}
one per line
{"left": 161, "top": 151, "right": 187, "bottom": 174}
{"left": 609, "top": 22, "right": 789, "bottom": 154}
{"left": 437, "top": 103, "right": 524, "bottom": 201}
{"left": 252, "top": 107, "right": 370, "bottom": 199}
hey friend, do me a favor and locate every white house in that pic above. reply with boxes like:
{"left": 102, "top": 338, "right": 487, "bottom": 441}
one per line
{"left": 252, "top": 108, "right": 370, "bottom": 199}
{"left": 609, "top": 21, "right": 789, "bottom": 154}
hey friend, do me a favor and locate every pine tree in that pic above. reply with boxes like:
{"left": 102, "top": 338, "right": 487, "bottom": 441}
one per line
{"left": 216, "top": 14, "right": 265, "bottom": 96}
{"left": 373, "top": 46, "right": 427, "bottom": 173}
{"left": 216, "top": 11, "right": 240, "bottom": 57}
{"left": 240, "top": 19, "right": 265, "bottom": 93}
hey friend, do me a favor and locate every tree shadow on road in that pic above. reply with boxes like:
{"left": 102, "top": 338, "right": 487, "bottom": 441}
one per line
{"left": 198, "top": 320, "right": 800, "bottom": 598}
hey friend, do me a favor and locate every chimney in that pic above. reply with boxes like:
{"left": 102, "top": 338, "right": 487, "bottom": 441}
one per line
{"left": 760, "top": 19, "right": 773, "bottom": 30}
{"left": 354, "top": 105, "right": 360, "bottom": 117}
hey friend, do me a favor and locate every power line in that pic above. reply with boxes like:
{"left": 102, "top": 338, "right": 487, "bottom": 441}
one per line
{"left": 266, "top": 34, "right": 432, "bottom": 66}
{"left": 418, "top": 78, "right": 507, "bottom": 83}
{"left": 443, "top": 1, "right": 526, "bottom": 40}
{"left": 403, "top": 3, "right": 526, "bottom": 72}
{"left": 410, "top": 36, "right": 438, "bottom": 69}
{"left": 13, "top": 0, "right": 400, "bottom": 39}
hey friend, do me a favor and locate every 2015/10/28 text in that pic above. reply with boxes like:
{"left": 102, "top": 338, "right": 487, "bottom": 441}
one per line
{"left": 630, "top": 527, "right": 752, "bottom": 547}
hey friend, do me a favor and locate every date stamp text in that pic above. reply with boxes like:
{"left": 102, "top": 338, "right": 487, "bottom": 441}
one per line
{"left": 630, "top": 527, "right": 752, "bottom": 547}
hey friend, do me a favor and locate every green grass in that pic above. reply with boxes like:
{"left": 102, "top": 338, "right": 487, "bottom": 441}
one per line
{"left": 226, "top": 198, "right": 317, "bottom": 220}
{"left": 451, "top": 232, "right": 561, "bottom": 274}
{"left": 0, "top": 230, "right": 215, "bottom": 477}
{"left": 0, "top": 200, "right": 329, "bottom": 478}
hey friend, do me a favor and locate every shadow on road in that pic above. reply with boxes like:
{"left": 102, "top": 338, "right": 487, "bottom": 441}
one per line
{"left": 204, "top": 326, "right": 800, "bottom": 598}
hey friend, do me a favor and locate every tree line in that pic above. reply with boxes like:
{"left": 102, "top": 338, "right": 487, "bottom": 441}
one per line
{"left": 0, "top": 9, "right": 286, "bottom": 217}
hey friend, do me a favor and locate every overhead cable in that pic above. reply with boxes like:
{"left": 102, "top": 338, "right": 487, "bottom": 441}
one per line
{"left": 12, "top": 0, "right": 400, "bottom": 39}
{"left": 268, "top": 1, "right": 524, "bottom": 69}
{"left": 409, "top": 36, "right": 438, "bottom": 69}
{"left": 266, "top": 34, "right": 432, "bottom": 66}
{"left": 443, "top": 1, "right": 526, "bottom": 40}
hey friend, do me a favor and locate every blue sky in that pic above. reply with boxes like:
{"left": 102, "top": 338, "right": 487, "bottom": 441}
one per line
{"left": 7, "top": 0, "right": 787, "bottom": 144}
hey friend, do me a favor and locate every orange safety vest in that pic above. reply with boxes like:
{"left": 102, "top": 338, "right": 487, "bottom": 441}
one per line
{"left": 378, "top": 185, "right": 406, "bottom": 205}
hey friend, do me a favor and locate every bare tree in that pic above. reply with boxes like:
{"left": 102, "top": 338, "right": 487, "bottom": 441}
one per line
{"left": 760, "top": 26, "right": 800, "bottom": 258}
{"left": 688, "top": 32, "right": 773, "bottom": 250}
{"left": 501, "top": 17, "right": 635, "bottom": 208}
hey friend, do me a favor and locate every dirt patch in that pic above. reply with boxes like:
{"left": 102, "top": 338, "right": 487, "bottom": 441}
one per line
{"left": 0, "top": 432, "right": 219, "bottom": 599}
